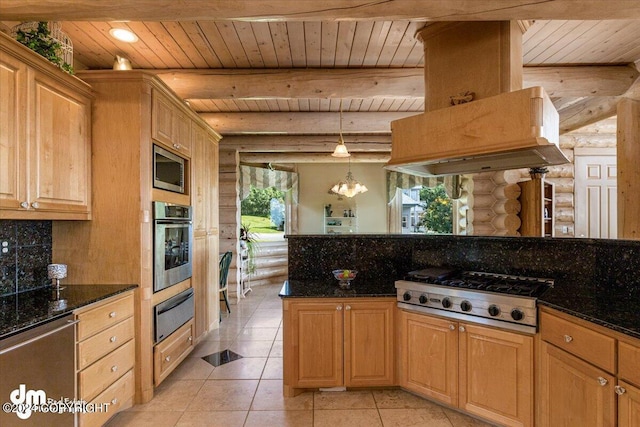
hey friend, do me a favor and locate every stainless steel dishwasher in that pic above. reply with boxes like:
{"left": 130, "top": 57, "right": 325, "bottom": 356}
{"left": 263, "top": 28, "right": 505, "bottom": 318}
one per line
{"left": 0, "top": 314, "right": 77, "bottom": 427}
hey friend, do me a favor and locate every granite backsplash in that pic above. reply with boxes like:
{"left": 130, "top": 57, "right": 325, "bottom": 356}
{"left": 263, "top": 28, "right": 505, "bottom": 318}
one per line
{"left": 286, "top": 234, "right": 640, "bottom": 298}
{"left": 0, "top": 220, "right": 52, "bottom": 297}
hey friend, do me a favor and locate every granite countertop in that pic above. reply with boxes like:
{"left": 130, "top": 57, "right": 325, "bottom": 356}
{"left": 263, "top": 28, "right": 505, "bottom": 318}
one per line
{"left": 0, "top": 284, "right": 137, "bottom": 339}
{"left": 281, "top": 277, "right": 640, "bottom": 340}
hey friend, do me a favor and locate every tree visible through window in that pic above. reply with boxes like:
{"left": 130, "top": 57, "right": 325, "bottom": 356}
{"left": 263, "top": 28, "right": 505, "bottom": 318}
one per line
{"left": 418, "top": 184, "right": 453, "bottom": 234}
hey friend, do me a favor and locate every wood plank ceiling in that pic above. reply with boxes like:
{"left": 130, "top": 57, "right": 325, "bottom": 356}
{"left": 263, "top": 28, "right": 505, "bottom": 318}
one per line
{"left": 2, "top": 1, "right": 640, "bottom": 162}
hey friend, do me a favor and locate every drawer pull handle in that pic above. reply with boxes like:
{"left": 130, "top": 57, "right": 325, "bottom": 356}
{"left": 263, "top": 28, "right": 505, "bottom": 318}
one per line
{"left": 111, "top": 398, "right": 118, "bottom": 405}
{"left": 449, "top": 325, "right": 455, "bottom": 331}
{"left": 564, "top": 334, "right": 573, "bottom": 343}
{"left": 165, "top": 356, "right": 171, "bottom": 362}
{"left": 110, "top": 336, "right": 117, "bottom": 343}
{"left": 597, "top": 377, "right": 608, "bottom": 386}
{"left": 111, "top": 365, "right": 118, "bottom": 373}
{"left": 459, "top": 326, "right": 466, "bottom": 332}
{"left": 615, "top": 385, "right": 626, "bottom": 395}
{"left": 336, "top": 305, "right": 342, "bottom": 311}
{"left": 109, "top": 311, "right": 116, "bottom": 318}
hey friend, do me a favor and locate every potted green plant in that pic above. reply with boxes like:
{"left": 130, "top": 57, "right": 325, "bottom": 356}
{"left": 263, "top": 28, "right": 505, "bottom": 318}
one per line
{"left": 239, "top": 223, "right": 258, "bottom": 274}
{"left": 14, "top": 22, "right": 74, "bottom": 74}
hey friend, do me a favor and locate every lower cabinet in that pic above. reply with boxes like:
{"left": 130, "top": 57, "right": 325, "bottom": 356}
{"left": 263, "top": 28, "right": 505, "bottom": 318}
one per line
{"left": 398, "top": 310, "right": 533, "bottom": 427}
{"left": 283, "top": 298, "right": 395, "bottom": 394}
{"left": 75, "top": 291, "right": 135, "bottom": 427}
{"left": 538, "top": 307, "right": 640, "bottom": 427}
{"left": 153, "top": 319, "right": 195, "bottom": 386}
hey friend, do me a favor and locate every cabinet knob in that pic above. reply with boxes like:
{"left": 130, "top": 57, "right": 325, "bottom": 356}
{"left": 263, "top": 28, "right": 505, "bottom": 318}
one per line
{"left": 188, "top": 336, "right": 192, "bottom": 342}
{"left": 564, "top": 334, "right": 573, "bottom": 343}
{"left": 597, "top": 377, "right": 608, "bottom": 386}
{"left": 345, "top": 305, "right": 351, "bottom": 311}
{"left": 165, "top": 356, "right": 171, "bottom": 362}
{"left": 459, "top": 326, "right": 466, "bottom": 332}
{"left": 111, "top": 398, "right": 118, "bottom": 405}
{"left": 109, "top": 311, "right": 116, "bottom": 318}
{"left": 20, "top": 201, "right": 29, "bottom": 209}
{"left": 111, "top": 365, "right": 118, "bottom": 373}
{"left": 615, "top": 385, "right": 627, "bottom": 395}
{"left": 336, "top": 305, "right": 342, "bottom": 311}
{"left": 110, "top": 336, "right": 117, "bottom": 343}
{"left": 448, "top": 325, "right": 455, "bottom": 331}
{"left": 31, "top": 202, "right": 39, "bottom": 209}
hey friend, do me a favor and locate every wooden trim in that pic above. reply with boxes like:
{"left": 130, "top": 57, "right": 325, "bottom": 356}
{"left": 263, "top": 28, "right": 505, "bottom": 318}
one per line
{"left": 574, "top": 147, "right": 617, "bottom": 156}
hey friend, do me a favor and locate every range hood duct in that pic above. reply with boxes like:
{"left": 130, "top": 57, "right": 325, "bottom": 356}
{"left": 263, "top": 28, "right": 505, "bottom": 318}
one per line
{"left": 386, "top": 21, "right": 569, "bottom": 177}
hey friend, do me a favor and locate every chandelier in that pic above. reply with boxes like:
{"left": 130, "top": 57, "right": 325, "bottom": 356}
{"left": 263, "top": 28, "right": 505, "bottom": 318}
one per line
{"left": 331, "top": 100, "right": 350, "bottom": 157}
{"left": 330, "top": 160, "right": 368, "bottom": 198}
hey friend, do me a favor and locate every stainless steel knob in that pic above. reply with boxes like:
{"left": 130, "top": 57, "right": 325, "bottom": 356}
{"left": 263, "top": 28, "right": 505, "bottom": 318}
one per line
{"left": 165, "top": 356, "right": 171, "bottom": 362}
{"left": 597, "top": 377, "right": 608, "bottom": 386}
{"left": 31, "top": 202, "right": 39, "bottom": 209}
{"left": 111, "top": 398, "right": 118, "bottom": 405}
{"left": 109, "top": 311, "right": 116, "bottom": 318}
{"left": 448, "top": 325, "right": 455, "bottom": 331}
{"left": 110, "top": 336, "right": 117, "bottom": 343}
{"left": 336, "top": 305, "right": 342, "bottom": 311}
{"left": 459, "top": 326, "right": 466, "bottom": 332}
{"left": 564, "top": 335, "right": 573, "bottom": 343}
{"left": 20, "top": 201, "right": 29, "bottom": 209}
{"left": 345, "top": 305, "right": 351, "bottom": 311}
{"left": 615, "top": 385, "right": 626, "bottom": 395}
{"left": 111, "top": 365, "right": 118, "bottom": 373}
{"left": 188, "top": 336, "right": 193, "bottom": 342}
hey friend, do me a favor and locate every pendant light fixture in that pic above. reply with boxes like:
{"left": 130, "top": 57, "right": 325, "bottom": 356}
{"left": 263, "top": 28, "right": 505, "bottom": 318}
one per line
{"left": 331, "top": 99, "right": 350, "bottom": 158}
{"left": 330, "top": 158, "right": 368, "bottom": 198}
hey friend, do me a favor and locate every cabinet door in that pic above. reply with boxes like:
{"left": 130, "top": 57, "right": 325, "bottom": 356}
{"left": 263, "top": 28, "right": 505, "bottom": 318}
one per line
{"left": 192, "top": 234, "right": 208, "bottom": 340}
{"left": 152, "top": 89, "right": 174, "bottom": 146}
{"left": 459, "top": 323, "right": 533, "bottom": 427}
{"left": 289, "top": 301, "right": 343, "bottom": 388}
{"left": 29, "top": 70, "right": 91, "bottom": 214}
{"left": 344, "top": 300, "right": 395, "bottom": 387}
{"left": 619, "top": 381, "right": 640, "bottom": 427}
{"left": 173, "top": 109, "right": 191, "bottom": 156}
{"left": 0, "top": 51, "right": 27, "bottom": 210}
{"left": 538, "top": 341, "right": 615, "bottom": 427}
{"left": 191, "top": 123, "right": 208, "bottom": 233}
{"left": 398, "top": 310, "right": 458, "bottom": 406}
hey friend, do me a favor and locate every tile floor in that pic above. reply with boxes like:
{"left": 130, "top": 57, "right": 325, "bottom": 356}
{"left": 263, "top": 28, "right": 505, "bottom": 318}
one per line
{"left": 107, "top": 284, "right": 494, "bottom": 427}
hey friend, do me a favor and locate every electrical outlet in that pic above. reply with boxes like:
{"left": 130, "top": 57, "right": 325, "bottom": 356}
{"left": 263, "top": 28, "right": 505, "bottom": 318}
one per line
{"left": 562, "top": 226, "right": 569, "bottom": 234}
{"left": 1, "top": 241, "right": 8, "bottom": 254}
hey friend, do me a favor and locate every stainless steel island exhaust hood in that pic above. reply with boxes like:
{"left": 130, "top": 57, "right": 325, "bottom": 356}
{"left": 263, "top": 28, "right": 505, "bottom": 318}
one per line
{"left": 385, "top": 21, "right": 569, "bottom": 178}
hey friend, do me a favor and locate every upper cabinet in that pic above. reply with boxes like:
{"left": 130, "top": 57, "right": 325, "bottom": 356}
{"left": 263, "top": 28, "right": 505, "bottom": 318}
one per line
{"left": 0, "top": 32, "right": 92, "bottom": 220}
{"left": 519, "top": 178, "right": 555, "bottom": 237}
{"left": 152, "top": 89, "right": 191, "bottom": 157}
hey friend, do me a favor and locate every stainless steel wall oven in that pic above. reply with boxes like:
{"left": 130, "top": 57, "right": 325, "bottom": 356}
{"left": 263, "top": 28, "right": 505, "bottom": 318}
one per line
{"left": 154, "top": 201, "right": 193, "bottom": 293}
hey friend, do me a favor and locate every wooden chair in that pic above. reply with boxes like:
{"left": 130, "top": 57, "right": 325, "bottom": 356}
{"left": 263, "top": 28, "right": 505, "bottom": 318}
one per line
{"left": 219, "top": 251, "right": 233, "bottom": 317}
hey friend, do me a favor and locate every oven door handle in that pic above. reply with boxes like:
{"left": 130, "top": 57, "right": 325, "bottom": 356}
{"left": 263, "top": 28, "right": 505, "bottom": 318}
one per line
{"left": 155, "top": 220, "right": 193, "bottom": 225}
{"left": 157, "top": 291, "right": 193, "bottom": 315}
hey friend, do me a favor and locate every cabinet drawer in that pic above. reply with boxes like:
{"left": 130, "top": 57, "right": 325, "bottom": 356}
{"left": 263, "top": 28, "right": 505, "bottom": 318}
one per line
{"left": 154, "top": 320, "right": 194, "bottom": 386}
{"left": 76, "top": 293, "right": 134, "bottom": 341}
{"left": 78, "top": 369, "right": 134, "bottom": 427}
{"left": 619, "top": 339, "right": 640, "bottom": 387}
{"left": 79, "top": 339, "right": 135, "bottom": 402}
{"left": 540, "top": 311, "right": 615, "bottom": 372}
{"left": 77, "top": 317, "right": 134, "bottom": 370}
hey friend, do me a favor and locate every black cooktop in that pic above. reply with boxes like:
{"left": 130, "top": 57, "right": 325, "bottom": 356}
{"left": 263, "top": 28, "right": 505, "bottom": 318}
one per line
{"left": 404, "top": 268, "right": 553, "bottom": 298}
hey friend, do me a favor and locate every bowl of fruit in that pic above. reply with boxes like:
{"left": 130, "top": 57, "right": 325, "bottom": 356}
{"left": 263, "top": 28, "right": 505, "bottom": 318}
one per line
{"left": 332, "top": 269, "right": 358, "bottom": 288}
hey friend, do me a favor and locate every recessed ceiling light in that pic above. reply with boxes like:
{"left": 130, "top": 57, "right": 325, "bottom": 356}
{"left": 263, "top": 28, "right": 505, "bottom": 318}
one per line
{"left": 109, "top": 28, "right": 139, "bottom": 43}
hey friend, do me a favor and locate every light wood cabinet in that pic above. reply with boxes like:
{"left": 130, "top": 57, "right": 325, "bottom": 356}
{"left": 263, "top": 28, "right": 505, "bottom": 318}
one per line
{"left": 538, "top": 307, "right": 640, "bottom": 427}
{"left": 153, "top": 319, "right": 194, "bottom": 386}
{"left": 75, "top": 291, "right": 135, "bottom": 426}
{"left": 398, "top": 309, "right": 533, "bottom": 427}
{"left": 519, "top": 178, "right": 555, "bottom": 237}
{"left": 0, "top": 31, "right": 92, "bottom": 220}
{"left": 152, "top": 88, "right": 191, "bottom": 157}
{"left": 283, "top": 298, "right": 395, "bottom": 394}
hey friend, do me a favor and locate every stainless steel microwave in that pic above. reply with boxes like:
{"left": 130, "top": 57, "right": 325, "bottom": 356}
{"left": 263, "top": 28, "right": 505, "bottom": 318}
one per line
{"left": 153, "top": 144, "right": 186, "bottom": 193}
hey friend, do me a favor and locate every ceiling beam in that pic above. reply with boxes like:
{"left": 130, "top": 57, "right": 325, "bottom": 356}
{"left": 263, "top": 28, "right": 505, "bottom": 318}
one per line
{"left": 201, "top": 112, "right": 414, "bottom": 135}
{"left": 2, "top": 1, "right": 639, "bottom": 21}
{"left": 220, "top": 135, "right": 391, "bottom": 152}
{"left": 157, "top": 66, "right": 639, "bottom": 101}
{"left": 240, "top": 152, "right": 390, "bottom": 164}
{"left": 559, "top": 96, "right": 619, "bottom": 133}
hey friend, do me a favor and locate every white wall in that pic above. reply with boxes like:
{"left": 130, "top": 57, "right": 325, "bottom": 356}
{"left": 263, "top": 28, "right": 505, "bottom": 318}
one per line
{"left": 297, "top": 163, "right": 388, "bottom": 234}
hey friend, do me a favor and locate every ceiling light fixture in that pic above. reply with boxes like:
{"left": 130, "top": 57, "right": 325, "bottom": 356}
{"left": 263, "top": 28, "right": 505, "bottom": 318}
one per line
{"left": 109, "top": 28, "right": 139, "bottom": 43}
{"left": 331, "top": 99, "right": 350, "bottom": 158}
{"left": 330, "top": 158, "right": 368, "bottom": 198}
